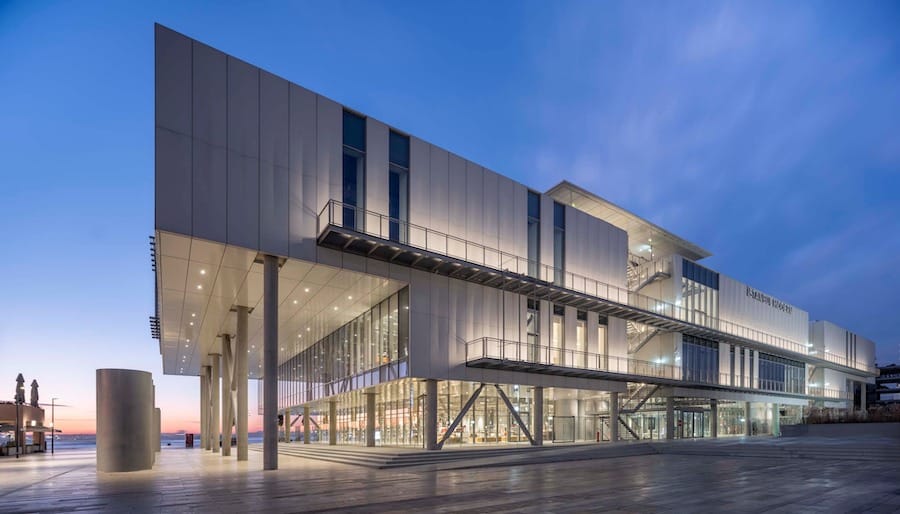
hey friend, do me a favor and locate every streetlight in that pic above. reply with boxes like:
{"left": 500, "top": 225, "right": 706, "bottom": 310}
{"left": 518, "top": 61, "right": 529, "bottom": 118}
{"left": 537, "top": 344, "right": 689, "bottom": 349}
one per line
{"left": 51, "top": 397, "right": 59, "bottom": 455}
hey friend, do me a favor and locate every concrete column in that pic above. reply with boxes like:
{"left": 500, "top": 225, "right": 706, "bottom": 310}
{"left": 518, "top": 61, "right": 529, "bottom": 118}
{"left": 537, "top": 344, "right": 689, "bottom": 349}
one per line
{"left": 609, "top": 391, "right": 619, "bottom": 443}
{"left": 365, "top": 392, "right": 377, "bottom": 447}
{"left": 236, "top": 306, "right": 249, "bottom": 461}
{"left": 772, "top": 403, "right": 780, "bottom": 437}
{"left": 263, "top": 254, "right": 279, "bottom": 470}
{"left": 744, "top": 401, "right": 752, "bottom": 437}
{"left": 859, "top": 381, "right": 867, "bottom": 411}
{"left": 328, "top": 401, "right": 337, "bottom": 446}
{"left": 666, "top": 396, "right": 675, "bottom": 440}
{"left": 96, "top": 369, "right": 154, "bottom": 472}
{"left": 424, "top": 379, "right": 438, "bottom": 450}
{"left": 533, "top": 386, "right": 543, "bottom": 446}
{"left": 303, "top": 405, "right": 310, "bottom": 444}
{"left": 202, "top": 366, "right": 212, "bottom": 450}
{"left": 210, "top": 353, "right": 221, "bottom": 453}
{"left": 284, "top": 407, "right": 291, "bottom": 443}
{"left": 710, "top": 399, "right": 718, "bottom": 438}
{"left": 221, "top": 334, "right": 233, "bottom": 457}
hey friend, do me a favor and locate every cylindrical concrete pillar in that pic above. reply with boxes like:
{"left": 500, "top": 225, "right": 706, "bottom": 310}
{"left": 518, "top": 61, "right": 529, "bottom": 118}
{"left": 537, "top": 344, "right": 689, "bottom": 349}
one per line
{"left": 210, "top": 354, "right": 221, "bottom": 453}
{"left": 609, "top": 391, "right": 619, "bottom": 443}
{"left": 284, "top": 407, "right": 291, "bottom": 443}
{"left": 772, "top": 403, "right": 780, "bottom": 437}
{"left": 155, "top": 408, "right": 161, "bottom": 452}
{"left": 263, "top": 255, "right": 279, "bottom": 470}
{"left": 533, "top": 386, "right": 543, "bottom": 446}
{"left": 96, "top": 369, "right": 154, "bottom": 472}
{"left": 221, "top": 335, "right": 232, "bottom": 457}
{"left": 236, "top": 306, "right": 249, "bottom": 461}
{"left": 152, "top": 384, "right": 160, "bottom": 457}
{"left": 710, "top": 399, "right": 718, "bottom": 438}
{"left": 365, "top": 392, "right": 376, "bottom": 447}
{"left": 744, "top": 401, "right": 752, "bottom": 437}
{"left": 201, "top": 366, "right": 210, "bottom": 450}
{"left": 425, "top": 380, "right": 438, "bottom": 450}
{"left": 666, "top": 396, "right": 675, "bottom": 440}
{"left": 328, "top": 401, "right": 337, "bottom": 446}
{"left": 303, "top": 405, "right": 310, "bottom": 444}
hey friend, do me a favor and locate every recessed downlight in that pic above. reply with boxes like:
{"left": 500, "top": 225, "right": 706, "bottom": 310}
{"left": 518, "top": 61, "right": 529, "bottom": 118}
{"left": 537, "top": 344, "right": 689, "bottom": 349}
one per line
{"left": 304, "top": 287, "right": 310, "bottom": 293}
{"left": 200, "top": 269, "right": 206, "bottom": 275}
{"left": 196, "top": 284, "right": 203, "bottom": 290}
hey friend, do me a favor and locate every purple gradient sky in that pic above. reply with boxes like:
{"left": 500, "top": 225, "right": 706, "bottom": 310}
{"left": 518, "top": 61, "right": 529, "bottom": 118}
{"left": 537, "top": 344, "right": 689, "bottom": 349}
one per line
{"left": 1, "top": 1, "right": 898, "bottom": 433}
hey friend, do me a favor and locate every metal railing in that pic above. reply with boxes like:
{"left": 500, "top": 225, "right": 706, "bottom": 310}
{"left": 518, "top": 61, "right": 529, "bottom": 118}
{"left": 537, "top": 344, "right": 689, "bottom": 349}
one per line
{"left": 318, "top": 200, "right": 875, "bottom": 375}
{"left": 466, "top": 337, "right": 853, "bottom": 400}
{"left": 465, "top": 337, "right": 681, "bottom": 381}
{"left": 627, "top": 256, "right": 671, "bottom": 292}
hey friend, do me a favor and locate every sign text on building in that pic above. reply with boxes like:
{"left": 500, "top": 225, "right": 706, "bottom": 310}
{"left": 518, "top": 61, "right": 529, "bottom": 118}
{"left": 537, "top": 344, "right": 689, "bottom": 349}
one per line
{"left": 746, "top": 286, "right": 793, "bottom": 315}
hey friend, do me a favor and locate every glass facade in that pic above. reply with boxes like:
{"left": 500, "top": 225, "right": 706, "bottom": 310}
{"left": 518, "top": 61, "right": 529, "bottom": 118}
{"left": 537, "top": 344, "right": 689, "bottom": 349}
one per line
{"left": 681, "top": 259, "right": 719, "bottom": 326}
{"left": 526, "top": 299, "right": 540, "bottom": 362}
{"left": 527, "top": 191, "right": 540, "bottom": 278}
{"left": 278, "top": 288, "right": 409, "bottom": 408}
{"left": 342, "top": 111, "right": 366, "bottom": 230}
{"left": 388, "top": 130, "right": 409, "bottom": 243}
{"left": 759, "top": 353, "right": 805, "bottom": 393}
{"left": 682, "top": 335, "right": 719, "bottom": 384}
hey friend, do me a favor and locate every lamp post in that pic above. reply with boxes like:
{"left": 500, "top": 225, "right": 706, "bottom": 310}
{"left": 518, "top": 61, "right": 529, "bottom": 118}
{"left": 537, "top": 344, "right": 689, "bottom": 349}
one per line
{"left": 51, "top": 397, "right": 59, "bottom": 455}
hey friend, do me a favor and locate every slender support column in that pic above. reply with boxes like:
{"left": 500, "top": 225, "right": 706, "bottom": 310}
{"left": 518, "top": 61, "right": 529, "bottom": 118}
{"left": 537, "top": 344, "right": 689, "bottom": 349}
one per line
{"left": 328, "top": 401, "right": 337, "bottom": 446}
{"left": 859, "top": 382, "right": 867, "bottom": 412}
{"left": 365, "top": 392, "right": 377, "bottom": 447}
{"left": 263, "top": 254, "right": 279, "bottom": 470}
{"left": 204, "top": 365, "right": 213, "bottom": 450}
{"left": 303, "top": 405, "right": 310, "bottom": 444}
{"left": 236, "top": 306, "right": 249, "bottom": 461}
{"left": 665, "top": 396, "right": 675, "bottom": 440}
{"left": 744, "top": 401, "right": 752, "bottom": 437}
{"left": 609, "top": 391, "right": 620, "bottom": 443}
{"left": 210, "top": 353, "right": 221, "bottom": 453}
{"left": 772, "top": 403, "right": 780, "bottom": 437}
{"left": 533, "top": 386, "right": 543, "bottom": 446}
{"left": 200, "top": 369, "right": 208, "bottom": 451}
{"left": 710, "top": 399, "right": 718, "bottom": 438}
{"left": 221, "top": 335, "right": 233, "bottom": 457}
{"left": 284, "top": 407, "right": 291, "bottom": 443}
{"left": 424, "top": 379, "right": 438, "bottom": 450}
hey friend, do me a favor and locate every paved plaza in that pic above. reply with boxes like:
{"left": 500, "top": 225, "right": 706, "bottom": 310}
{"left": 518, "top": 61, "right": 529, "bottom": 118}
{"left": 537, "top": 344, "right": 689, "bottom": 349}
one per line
{"left": 2, "top": 439, "right": 900, "bottom": 513}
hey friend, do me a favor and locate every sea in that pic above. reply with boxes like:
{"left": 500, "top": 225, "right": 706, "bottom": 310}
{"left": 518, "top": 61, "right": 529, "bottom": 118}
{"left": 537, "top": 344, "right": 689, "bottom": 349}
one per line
{"left": 45, "top": 433, "right": 265, "bottom": 450}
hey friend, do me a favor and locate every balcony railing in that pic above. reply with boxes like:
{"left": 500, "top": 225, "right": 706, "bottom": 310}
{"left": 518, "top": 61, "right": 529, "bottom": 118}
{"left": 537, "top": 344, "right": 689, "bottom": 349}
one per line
{"left": 318, "top": 200, "right": 875, "bottom": 375}
{"left": 466, "top": 337, "right": 853, "bottom": 401}
{"left": 465, "top": 337, "right": 681, "bottom": 381}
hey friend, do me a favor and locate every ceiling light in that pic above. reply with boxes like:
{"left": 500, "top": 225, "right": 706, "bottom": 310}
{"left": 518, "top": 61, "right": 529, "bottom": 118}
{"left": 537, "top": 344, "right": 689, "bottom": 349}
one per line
{"left": 196, "top": 284, "right": 203, "bottom": 290}
{"left": 347, "top": 296, "right": 352, "bottom": 300}
{"left": 304, "top": 287, "right": 310, "bottom": 293}
{"left": 306, "top": 327, "right": 310, "bottom": 332}
{"left": 200, "top": 269, "right": 206, "bottom": 275}
{"left": 333, "top": 306, "right": 338, "bottom": 311}
{"left": 189, "top": 322, "right": 194, "bottom": 326}
{"left": 185, "top": 344, "right": 189, "bottom": 348}
{"left": 293, "top": 300, "right": 298, "bottom": 305}
{"left": 251, "top": 345, "right": 255, "bottom": 349}
{"left": 186, "top": 339, "right": 190, "bottom": 342}
{"left": 191, "top": 313, "right": 196, "bottom": 318}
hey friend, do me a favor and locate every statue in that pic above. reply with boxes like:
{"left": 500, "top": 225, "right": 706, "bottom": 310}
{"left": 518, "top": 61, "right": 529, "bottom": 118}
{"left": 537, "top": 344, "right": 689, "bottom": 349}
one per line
{"left": 15, "top": 373, "right": 25, "bottom": 404}
{"left": 30, "top": 379, "right": 39, "bottom": 408}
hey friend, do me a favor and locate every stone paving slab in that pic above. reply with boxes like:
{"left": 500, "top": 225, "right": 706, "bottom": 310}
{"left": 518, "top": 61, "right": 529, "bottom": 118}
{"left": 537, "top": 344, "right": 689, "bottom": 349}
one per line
{"left": 1, "top": 440, "right": 899, "bottom": 513}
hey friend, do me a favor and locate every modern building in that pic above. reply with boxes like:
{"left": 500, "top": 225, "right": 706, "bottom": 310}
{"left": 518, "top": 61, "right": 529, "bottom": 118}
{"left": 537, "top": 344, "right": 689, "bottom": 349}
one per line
{"left": 152, "top": 25, "right": 878, "bottom": 469}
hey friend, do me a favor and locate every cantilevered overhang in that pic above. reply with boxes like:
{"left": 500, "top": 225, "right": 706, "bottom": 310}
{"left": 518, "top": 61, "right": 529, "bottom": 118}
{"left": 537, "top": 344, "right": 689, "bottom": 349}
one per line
{"left": 546, "top": 181, "right": 712, "bottom": 261}
{"left": 153, "top": 231, "right": 406, "bottom": 378}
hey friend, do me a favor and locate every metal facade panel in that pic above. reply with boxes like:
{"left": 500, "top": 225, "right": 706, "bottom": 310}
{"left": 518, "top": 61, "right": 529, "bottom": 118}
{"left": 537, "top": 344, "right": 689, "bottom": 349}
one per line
{"left": 465, "top": 161, "right": 483, "bottom": 246}
{"left": 447, "top": 154, "right": 467, "bottom": 242}
{"left": 155, "top": 128, "right": 192, "bottom": 234}
{"left": 259, "top": 71, "right": 290, "bottom": 255}
{"left": 482, "top": 169, "right": 500, "bottom": 251}
{"left": 408, "top": 136, "right": 430, "bottom": 246}
{"left": 191, "top": 140, "right": 227, "bottom": 243}
{"left": 428, "top": 145, "right": 450, "bottom": 234}
{"left": 226, "top": 151, "right": 259, "bottom": 249}
{"left": 155, "top": 25, "right": 191, "bottom": 136}
{"left": 288, "top": 84, "right": 317, "bottom": 260}
{"left": 227, "top": 57, "right": 259, "bottom": 158}
{"left": 192, "top": 42, "right": 226, "bottom": 147}
{"left": 316, "top": 96, "right": 341, "bottom": 214}
{"left": 365, "top": 118, "right": 389, "bottom": 220}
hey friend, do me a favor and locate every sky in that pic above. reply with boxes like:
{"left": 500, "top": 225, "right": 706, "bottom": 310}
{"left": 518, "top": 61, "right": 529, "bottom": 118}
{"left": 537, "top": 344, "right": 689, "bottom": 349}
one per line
{"left": 1, "top": 1, "right": 898, "bottom": 434}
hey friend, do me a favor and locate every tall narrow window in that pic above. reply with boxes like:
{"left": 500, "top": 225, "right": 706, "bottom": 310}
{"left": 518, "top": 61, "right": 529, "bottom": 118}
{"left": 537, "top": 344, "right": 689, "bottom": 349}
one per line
{"left": 598, "top": 315, "right": 608, "bottom": 370}
{"left": 575, "top": 310, "right": 587, "bottom": 368}
{"left": 551, "top": 305, "right": 565, "bottom": 366}
{"left": 389, "top": 131, "right": 409, "bottom": 243}
{"left": 526, "top": 299, "right": 540, "bottom": 363}
{"left": 527, "top": 191, "right": 541, "bottom": 278}
{"left": 553, "top": 202, "right": 565, "bottom": 285}
{"left": 343, "top": 111, "right": 366, "bottom": 230}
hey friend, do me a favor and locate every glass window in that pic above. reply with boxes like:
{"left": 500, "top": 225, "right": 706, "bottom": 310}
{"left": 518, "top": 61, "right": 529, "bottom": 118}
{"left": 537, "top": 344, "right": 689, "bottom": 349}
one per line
{"left": 526, "top": 299, "right": 540, "bottom": 363}
{"left": 553, "top": 202, "right": 565, "bottom": 285}
{"left": 342, "top": 111, "right": 366, "bottom": 230}
{"left": 389, "top": 131, "right": 409, "bottom": 168}
{"left": 527, "top": 191, "right": 541, "bottom": 278}
{"left": 389, "top": 131, "right": 410, "bottom": 243}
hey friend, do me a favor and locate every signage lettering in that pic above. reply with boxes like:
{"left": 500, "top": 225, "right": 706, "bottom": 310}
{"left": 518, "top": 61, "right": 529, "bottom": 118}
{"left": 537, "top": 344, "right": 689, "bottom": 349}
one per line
{"left": 746, "top": 286, "right": 793, "bottom": 315}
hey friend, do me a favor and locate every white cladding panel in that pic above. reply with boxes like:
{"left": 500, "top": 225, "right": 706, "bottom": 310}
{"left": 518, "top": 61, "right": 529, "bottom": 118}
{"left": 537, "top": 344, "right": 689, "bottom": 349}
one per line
{"left": 288, "top": 84, "right": 317, "bottom": 261}
{"left": 564, "top": 205, "right": 628, "bottom": 288}
{"left": 465, "top": 161, "right": 484, "bottom": 247}
{"left": 427, "top": 145, "right": 450, "bottom": 234}
{"left": 718, "top": 275, "right": 809, "bottom": 344}
{"left": 365, "top": 118, "right": 389, "bottom": 220}
{"left": 316, "top": 96, "right": 342, "bottom": 228}
{"left": 408, "top": 136, "right": 430, "bottom": 248}
{"left": 259, "top": 70, "right": 290, "bottom": 256}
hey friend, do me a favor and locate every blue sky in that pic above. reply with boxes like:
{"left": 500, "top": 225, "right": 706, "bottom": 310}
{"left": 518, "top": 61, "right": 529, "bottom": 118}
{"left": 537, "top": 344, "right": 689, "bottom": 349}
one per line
{"left": 1, "top": 1, "right": 898, "bottom": 431}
